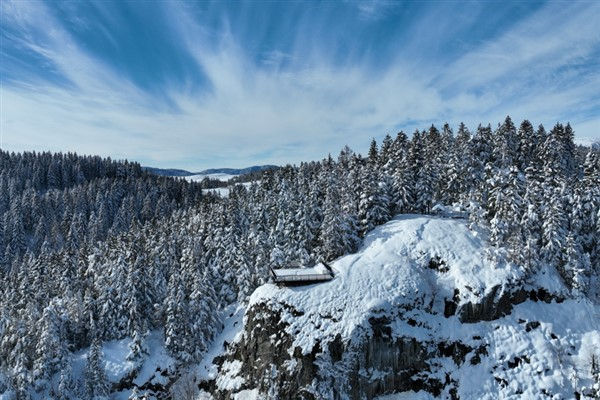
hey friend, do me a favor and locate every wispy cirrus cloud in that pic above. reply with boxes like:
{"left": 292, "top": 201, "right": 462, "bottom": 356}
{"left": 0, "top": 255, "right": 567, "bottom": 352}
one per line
{"left": 1, "top": 0, "right": 599, "bottom": 170}
{"left": 433, "top": 1, "right": 600, "bottom": 126}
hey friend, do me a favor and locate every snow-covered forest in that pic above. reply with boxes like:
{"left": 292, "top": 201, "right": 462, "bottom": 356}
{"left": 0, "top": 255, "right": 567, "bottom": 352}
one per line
{"left": 0, "top": 116, "right": 599, "bottom": 398}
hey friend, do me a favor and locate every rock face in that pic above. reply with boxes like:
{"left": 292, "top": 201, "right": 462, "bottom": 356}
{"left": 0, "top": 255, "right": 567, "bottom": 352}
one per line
{"left": 213, "top": 299, "right": 494, "bottom": 399}
{"left": 225, "top": 304, "right": 320, "bottom": 399}
{"left": 457, "top": 286, "right": 561, "bottom": 323}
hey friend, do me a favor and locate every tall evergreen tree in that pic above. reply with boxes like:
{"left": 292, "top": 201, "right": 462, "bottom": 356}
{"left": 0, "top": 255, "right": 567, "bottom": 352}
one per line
{"left": 494, "top": 116, "right": 518, "bottom": 169}
{"left": 164, "top": 271, "right": 192, "bottom": 363}
{"left": 391, "top": 131, "right": 412, "bottom": 214}
{"left": 84, "top": 338, "right": 110, "bottom": 400}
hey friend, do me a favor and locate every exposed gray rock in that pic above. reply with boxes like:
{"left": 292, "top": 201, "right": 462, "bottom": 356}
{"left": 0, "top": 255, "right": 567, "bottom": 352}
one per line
{"left": 212, "top": 301, "right": 482, "bottom": 399}
{"left": 207, "top": 278, "right": 575, "bottom": 399}
{"left": 458, "top": 286, "right": 563, "bottom": 323}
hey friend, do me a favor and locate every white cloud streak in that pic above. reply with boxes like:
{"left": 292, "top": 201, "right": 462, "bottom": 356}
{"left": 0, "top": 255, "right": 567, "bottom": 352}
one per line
{"left": 434, "top": 1, "right": 600, "bottom": 128}
{"left": 1, "top": 0, "right": 599, "bottom": 170}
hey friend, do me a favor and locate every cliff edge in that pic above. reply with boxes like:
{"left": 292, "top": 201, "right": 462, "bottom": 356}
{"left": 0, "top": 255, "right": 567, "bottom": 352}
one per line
{"left": 204, "top": 215, "right": 600, "bottom": 399}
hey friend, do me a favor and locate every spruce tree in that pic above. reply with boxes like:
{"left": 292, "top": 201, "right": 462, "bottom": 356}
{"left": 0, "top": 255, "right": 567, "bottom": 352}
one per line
{"left": 84, "top": 338, "right": 110, "bottom": 400}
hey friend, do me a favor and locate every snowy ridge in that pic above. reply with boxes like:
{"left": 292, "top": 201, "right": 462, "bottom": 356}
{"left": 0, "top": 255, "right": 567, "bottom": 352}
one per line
{"left": 215, "top": 215, "right": 600, "bottom": 399}
{"left": 249, "top": 215, "right": 521, "bottom": 353}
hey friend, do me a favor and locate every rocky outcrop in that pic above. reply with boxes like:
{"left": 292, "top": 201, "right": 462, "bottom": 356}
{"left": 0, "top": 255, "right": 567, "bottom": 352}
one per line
{"left": 457, "top": 285, "right": 526, "bottom": 323}
{"left": 457, "top": 286, "right": 562, "bottom": 323}
{"left": 210, "top": 283, "right": 569, "bottom": 399}
{"left": 212, "top": 303, "right": 320, "bottom": 399}
{"left": 205, "top": 216, "right": 580, "bottom": 399}
{"left": 211, "top": 302, "right": 487, "bottom": 399}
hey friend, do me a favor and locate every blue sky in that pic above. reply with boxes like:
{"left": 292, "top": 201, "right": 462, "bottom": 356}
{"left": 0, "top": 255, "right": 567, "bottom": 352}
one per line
{"left": 2, "top": 0, "right": 599, "bottom": 170}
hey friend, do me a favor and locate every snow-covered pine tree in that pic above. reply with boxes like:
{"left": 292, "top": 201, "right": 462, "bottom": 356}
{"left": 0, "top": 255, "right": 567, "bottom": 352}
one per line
{"left": 32, "top": 301, "right": 68, "bottom": 392}
{"left": 488, "top": 167, "right": 525, "bottom": 258}
{"left": 541, "top": 187, "right": 568, "bottom": 271}
{"left": 84, "top": 338, "right": 110, "bottom": 400}
{"left": 576, "top": 151, "right": 600, "bottom": 258}
{"left": 320, "top": 169, "right": 359, "bottom": 260}
{"left": 561, "top": 233, "right": 591, "bottom": 294}
{"left": 188, "top": 269, "right": 221, "bottom": 360}
{"left": 516, "top": 119, "right": 536, "bottom": 171}
{"left": 409, "top": 129, "right": 434, "bottom": 214}
{"left": 358, "top": 158, "right": 390, "bottom": 237}
{"left": 164, "top": 270, "right": 192, "bottom": 364}
{"left": 469, "top": 124, "right": 494, "bottom": 195}
{"left": 520, "top": 168, "right": 543, "bottom": 272}
{"left": 390, "top": 131, "right": 413, "bottom": 214}
{"left": 444, "top": 122, "right": 471, "bottom": 205}
{"left": 494, "top": 116, "right": 518, "bottom": 169}
{"left": 421, "top": 125, "right": 444, "bottom": 209}
{"left": 56, "top": 355, "right": 78, "bottom": 400}
{"left": 126, "top": 328, "right": 149, "bottom": 369}
{"left": 124, "top": 238, "right": 154, "bottom": 337}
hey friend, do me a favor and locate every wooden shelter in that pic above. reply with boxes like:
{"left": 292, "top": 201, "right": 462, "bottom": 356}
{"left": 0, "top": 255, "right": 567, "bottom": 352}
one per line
{"left": 270, "top": 262, "right": 335, "bottom": 285}
{"left": 431, "top": 203, "right": 469, "bottom": 219}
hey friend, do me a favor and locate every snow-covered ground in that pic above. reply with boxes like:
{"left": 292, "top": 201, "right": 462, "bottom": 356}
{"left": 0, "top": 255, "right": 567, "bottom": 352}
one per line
{"left": 198, "top": 304, "right": 246, "bottom": 383}
{"left": 202, "top": 187, "right": 233, "bottom": 197}
{"left": 184, "top": 172, "right": 238, "bottom": 197}
{"left": 211, "top": 215, "right": 600, "bottom": 398}
{"left": 250, "top": 215, "right": 523, "bottom": 353}
{"left": 201, "top": 181, "right": 256, "bottom": 198}
{"left": 78, "top": 332, "right": 174, "bottom": 400}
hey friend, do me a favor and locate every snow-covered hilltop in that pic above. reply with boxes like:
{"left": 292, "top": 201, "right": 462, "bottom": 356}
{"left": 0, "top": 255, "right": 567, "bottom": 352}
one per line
{"left": 206, "top": 215, "right": 600, "bottom": 399}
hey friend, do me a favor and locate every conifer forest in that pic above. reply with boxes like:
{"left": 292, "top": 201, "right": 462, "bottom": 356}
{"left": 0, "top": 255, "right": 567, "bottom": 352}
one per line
{"left": 0, "top": 117, "right": 599, "bottom": 398}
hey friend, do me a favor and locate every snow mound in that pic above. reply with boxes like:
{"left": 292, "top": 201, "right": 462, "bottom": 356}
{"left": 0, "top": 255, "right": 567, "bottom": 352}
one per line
{"left": 211, "top": 215, "right": 600, "bottom": 399}
{"left": 250, "top": 215, "right": 521, "bottom": 353}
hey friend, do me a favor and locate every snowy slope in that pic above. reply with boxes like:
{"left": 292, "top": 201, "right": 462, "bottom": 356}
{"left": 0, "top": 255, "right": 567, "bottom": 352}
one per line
{"left": 211, "top": 215, "right": 600, "bottom": 399}
{"left": 250, "top": 215, "right": 523, "bottom": 353}
{"left": 200, "top": 181, "right": 256, "bottom": 197}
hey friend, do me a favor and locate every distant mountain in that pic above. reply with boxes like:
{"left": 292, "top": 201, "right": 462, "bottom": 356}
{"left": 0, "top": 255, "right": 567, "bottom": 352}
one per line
{"left": 197, "top": 165, "right": 279, "bottom": 175}
{"left": 575, "top": 137, "right": 600, "bottom": 150}
{"left": 143, "top": 165, "right": 278, "bottom": 177}
{"left": 143, "top": 167, "right": 194, "bottom": 177}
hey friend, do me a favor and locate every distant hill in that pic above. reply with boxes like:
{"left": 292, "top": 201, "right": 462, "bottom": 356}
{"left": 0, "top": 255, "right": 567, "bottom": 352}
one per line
{"left": 143, "top": 167, "right": 194, "bottom": 177}
{"left": 575, "top": 137, "right": 600, "bottom": 150}
{"left": 143, "top": 165, "right": 278, "bottom": 177}
{"left": 199, "top": 165, "right": 279, "bottom": 175}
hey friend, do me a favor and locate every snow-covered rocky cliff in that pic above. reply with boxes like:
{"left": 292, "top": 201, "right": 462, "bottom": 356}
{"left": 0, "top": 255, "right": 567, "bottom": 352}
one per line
{"left": 203, "top": 215, "right": 600, "bottom": 399}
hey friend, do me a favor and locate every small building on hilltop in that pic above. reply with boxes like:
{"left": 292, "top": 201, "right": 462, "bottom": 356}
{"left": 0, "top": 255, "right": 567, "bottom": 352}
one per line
{"left": 431, "top": 203, "right": 469, "bottom": 219}
{"left": 270, "top": 262, "right": 335, "bottom": 285}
